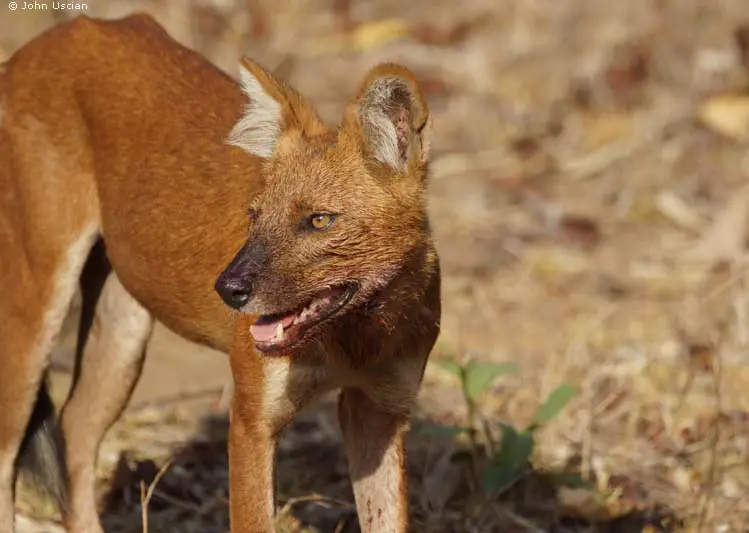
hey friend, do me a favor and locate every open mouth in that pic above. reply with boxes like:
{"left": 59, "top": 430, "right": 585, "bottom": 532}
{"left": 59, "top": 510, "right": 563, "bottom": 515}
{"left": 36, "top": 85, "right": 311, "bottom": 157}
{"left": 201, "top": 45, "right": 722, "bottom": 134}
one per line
{"left": 250, "top": 284, "right": 357, "bottom": 353}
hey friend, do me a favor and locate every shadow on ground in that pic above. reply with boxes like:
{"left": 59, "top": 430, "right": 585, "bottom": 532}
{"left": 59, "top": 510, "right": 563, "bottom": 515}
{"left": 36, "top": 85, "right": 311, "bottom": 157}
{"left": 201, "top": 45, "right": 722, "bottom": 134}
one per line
{"left": 97, "top": 402, "right": 683, "bottom": 533}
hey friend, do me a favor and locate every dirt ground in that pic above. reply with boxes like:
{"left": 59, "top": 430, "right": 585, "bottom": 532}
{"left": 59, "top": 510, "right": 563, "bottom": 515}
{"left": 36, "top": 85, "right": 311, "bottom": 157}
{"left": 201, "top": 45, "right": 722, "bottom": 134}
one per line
{"left": 3, "top": 1, "right": 749, "bottom": 532}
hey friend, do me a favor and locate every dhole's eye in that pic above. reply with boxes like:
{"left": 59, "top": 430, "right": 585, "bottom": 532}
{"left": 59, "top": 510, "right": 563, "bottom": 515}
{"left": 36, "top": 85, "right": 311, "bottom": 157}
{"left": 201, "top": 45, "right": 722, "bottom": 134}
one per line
{"left": 247, "top": 207, "right": 258, "bottom": 221}
{"left": 308, "top": 213, "right": 336, "bottom": 231}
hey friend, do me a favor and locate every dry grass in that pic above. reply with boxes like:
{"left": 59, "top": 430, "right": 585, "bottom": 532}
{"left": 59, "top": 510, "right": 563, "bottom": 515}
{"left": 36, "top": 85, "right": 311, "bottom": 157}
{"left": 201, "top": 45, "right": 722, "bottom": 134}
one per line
{"left": 6, "top": 0, "right": 749, "bottom": 531}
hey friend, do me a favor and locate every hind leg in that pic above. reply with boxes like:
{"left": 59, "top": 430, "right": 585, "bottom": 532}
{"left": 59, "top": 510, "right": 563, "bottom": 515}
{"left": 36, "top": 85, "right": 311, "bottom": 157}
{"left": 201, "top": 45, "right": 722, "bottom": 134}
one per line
{"left": 59, "top": 271, "right": 153, "bottom": 533}
{"left": 0, "top": 226, "right": 98, "bottom": 533}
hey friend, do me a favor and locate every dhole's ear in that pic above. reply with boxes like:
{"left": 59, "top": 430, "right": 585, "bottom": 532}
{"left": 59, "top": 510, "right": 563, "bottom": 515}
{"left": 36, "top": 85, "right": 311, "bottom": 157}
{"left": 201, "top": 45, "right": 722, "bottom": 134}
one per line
{"left": 227, "top": 57, "right": 325, "bottom": 158}
{"left": 349, "top": 63, "right": 430, "bottom": 171}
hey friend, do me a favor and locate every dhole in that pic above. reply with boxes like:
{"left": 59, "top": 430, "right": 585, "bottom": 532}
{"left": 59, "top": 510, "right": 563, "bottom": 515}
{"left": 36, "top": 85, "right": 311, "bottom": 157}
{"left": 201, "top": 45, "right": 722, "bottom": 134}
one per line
{"left": 0, "top": 13, "right": 440, "bottom": 533}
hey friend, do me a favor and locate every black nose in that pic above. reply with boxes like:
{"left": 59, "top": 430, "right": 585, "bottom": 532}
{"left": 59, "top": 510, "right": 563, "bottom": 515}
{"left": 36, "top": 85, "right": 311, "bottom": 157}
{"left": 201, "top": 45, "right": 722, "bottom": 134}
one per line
{"left": 215, "top": 275, "right": 252, "bottom": 310}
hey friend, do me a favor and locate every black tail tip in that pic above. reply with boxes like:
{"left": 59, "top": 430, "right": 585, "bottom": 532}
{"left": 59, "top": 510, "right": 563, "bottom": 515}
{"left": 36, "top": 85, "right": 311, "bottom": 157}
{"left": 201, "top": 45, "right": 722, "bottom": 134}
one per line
{"left": 16, "top": 381, "right": 68, "bottom": 513}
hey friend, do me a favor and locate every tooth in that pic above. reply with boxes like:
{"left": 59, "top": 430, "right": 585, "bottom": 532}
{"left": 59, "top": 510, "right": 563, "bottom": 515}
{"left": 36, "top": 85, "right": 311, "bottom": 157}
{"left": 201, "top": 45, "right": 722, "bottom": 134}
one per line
{"left": 293, "top": 315, "right": 300, "bottom": 325}
{"left": 275, "top": 323, "right": 284, "bottom": 341}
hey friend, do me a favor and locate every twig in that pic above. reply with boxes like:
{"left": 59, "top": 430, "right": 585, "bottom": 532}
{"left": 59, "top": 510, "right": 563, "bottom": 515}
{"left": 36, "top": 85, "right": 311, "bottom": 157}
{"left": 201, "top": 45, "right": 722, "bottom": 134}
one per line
{"left": 580, "top": 378, "right": 595, "bottom": 482}
{"left": 479, "top": 414, "right": 497, "bottom": 456}
{"left": 140, "top": 459, "right": 174, "bottom": 533}
{"left": 334, "top": 516, "right": 353, "bottom": 533}
{"left": 560, "top": 114, "right": 688, "bottom": 182}
{"left": 277, "top": 493, "right": 354, "bottom": 516}
{"left": 696, "top": 336, "right": 723, "bottom": 533}
{"left": 150, "top": 488, "right": 202, "bottom": 513}
{"left": 463, "top": 390, "right": 484, "bottom": 490}
{"left": 698, "top": 263, "right": 749, "bottom": 307}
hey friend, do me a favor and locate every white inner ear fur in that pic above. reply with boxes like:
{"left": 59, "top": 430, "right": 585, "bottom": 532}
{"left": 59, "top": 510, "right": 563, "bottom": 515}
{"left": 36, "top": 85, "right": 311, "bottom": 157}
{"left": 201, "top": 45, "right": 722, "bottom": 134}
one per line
{"left": 358, "top": 78, "right": 413, "bottom": 171}
{"left": 226, "top": 64, "right": 283, "bottom": 158}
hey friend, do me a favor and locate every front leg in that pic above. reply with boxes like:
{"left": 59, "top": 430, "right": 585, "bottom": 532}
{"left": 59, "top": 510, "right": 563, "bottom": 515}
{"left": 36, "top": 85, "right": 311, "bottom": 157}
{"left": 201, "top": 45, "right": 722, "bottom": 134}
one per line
{"left": 227, "top": 318, "right": 279, "bottom": 533}
{"left": 228, "top": 403, "right": 277, "bottom": 533}
{"left": 228, "top": 318, "right": 332, "bottom": 532}
{"left": 227, "top": 328, "right": 276, "bottom": 533}
{"left": 338, "top": 388, "right": 412, "bottom": 533}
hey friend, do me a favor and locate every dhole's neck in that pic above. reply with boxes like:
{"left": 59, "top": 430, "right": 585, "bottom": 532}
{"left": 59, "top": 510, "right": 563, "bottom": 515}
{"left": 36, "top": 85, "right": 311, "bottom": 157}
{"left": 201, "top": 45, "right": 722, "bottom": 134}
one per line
{"left": 338, "top": 240, "right": 441, "bottom": 366}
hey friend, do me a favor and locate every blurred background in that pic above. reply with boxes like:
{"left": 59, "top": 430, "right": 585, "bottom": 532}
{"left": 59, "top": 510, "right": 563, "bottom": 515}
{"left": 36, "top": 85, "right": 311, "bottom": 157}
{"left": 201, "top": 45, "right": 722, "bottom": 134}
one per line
{"left": 3, "top": 1, "right": 749, "bottom": 532}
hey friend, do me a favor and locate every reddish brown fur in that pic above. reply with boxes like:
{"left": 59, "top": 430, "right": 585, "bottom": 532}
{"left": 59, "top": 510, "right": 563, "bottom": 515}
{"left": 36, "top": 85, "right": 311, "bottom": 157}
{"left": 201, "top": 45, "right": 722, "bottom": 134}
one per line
{"left": 0, "top": 13, "right": 440, "bottom": 533}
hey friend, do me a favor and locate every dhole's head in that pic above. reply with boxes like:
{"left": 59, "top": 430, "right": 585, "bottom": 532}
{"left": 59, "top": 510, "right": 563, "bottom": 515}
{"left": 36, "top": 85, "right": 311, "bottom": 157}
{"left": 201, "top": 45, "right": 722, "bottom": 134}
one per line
{"left": 215, "top": 58, "right": 433, "bottom": 354}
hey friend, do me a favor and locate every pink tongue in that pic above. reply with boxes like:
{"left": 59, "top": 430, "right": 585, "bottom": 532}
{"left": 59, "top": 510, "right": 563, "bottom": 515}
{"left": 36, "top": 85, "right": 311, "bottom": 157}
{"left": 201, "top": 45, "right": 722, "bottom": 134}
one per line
{"left": 250, "top": 313, "right": 296, "bottom": 343}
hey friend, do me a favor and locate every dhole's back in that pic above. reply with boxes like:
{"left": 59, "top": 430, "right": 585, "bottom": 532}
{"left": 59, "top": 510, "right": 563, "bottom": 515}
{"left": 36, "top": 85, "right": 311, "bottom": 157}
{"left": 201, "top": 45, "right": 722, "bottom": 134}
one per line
{"left": 1, "top": 14, "right": 258, "bottom": 350}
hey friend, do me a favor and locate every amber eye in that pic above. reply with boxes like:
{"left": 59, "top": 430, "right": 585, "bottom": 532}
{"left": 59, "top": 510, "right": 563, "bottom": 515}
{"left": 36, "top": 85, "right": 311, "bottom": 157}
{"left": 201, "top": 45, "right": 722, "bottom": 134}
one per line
{"left": 309, "top": 213, "right": 335, "bottom": 230}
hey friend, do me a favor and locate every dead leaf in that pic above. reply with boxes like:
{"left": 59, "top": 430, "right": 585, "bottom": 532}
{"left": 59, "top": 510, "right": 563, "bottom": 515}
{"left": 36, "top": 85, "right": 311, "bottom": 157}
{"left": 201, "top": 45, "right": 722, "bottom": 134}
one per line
{"left": 684, "top": 409, "right": 749, "bottom": 443}
{"left": 311, "top": 19, "right": 408, "bottom": 54}
{"left": 669, "top": 466, "right": 699, "bottom": 494}
{"left": 697, "top": 93, "right": 749, "bottom": 141}
{"left": 636, "top": 406, "right": 667, "bottom": 445}
{"left": 353, "top": 19, "right": 408, "bottom": 50}
{"left": 558, "top": 486, "right": 609, "bottom": 519}
{"left": 597, "top": 274, "right": 631, "bottom": 298}
{"left": 591, "top": 376, "right": 630, "bottom": 415}
{"left": 530, "top": 247, "right": 591, "bottom": 277}
{"left": 557, "top": 485, "right": 633, "bottom": 521}
{"left": 686, "top": 341, "right": 716, "bottom": 373}
{"left": 654, "top": 190, "right": 705, "bottom": 233}
{"left": 510, "top": 136, "right": 542, "bottom": 159}
{"left": 579, "top": 111, "right": 636, "bottom": 152}
{"left": 557, "top": 214, "right": 603, "bottom": 250}
{"left": 603, "top": 41, "right": 652, "bottom": 107}
{"left": 679, "top": 424, "right": 701, "bottom": 445}
{"left": 682, "top": 186, "right": 749, "bottom": 263}
{"left": 607, "top": 474, "right": 650, "bottom": 511}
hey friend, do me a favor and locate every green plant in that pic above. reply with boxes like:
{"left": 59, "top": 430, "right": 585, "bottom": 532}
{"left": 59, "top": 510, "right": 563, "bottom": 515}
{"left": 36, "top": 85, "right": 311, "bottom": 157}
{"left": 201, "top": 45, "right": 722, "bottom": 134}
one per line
{"left": 419, "top": 356, "right": 583, "bottom": 495}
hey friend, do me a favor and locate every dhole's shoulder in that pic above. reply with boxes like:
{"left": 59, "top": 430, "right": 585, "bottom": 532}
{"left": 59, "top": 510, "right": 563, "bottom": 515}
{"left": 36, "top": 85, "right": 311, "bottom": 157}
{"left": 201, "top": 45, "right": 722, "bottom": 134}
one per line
{"left": 3, "top": 14, "right": 183, "bottom": 87}
{"left": 18, "top": 13, "right": 167, "bottom": 53}
{"left": 5, "top": 13, "right": 167, "bottom": 68}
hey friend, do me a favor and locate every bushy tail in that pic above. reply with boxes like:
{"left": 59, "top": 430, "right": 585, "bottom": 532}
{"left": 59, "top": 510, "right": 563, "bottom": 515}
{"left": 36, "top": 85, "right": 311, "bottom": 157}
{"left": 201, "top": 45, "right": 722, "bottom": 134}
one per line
{"left": 16, "top": 379, "right": 68, "bottom": 512}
